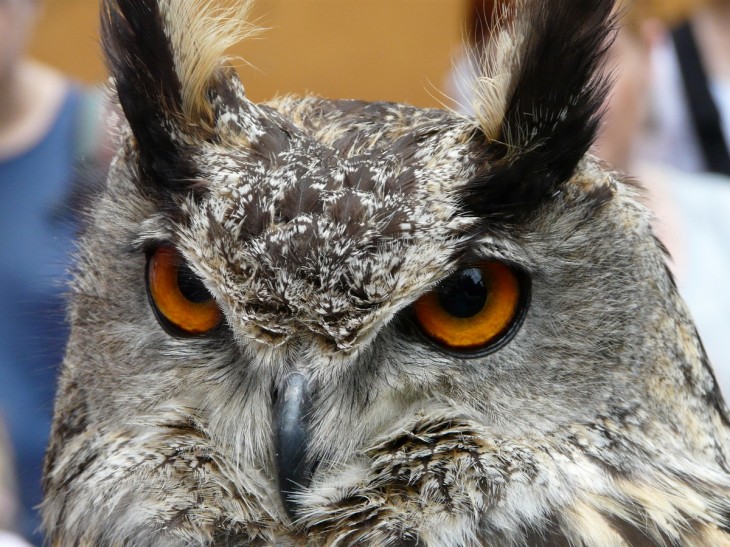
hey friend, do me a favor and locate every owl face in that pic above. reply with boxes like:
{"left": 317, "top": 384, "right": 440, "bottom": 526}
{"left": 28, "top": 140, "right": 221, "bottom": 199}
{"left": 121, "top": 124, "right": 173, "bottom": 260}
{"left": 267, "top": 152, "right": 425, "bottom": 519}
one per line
{"left": 167, "top": 101, "right": 481, "bottom": 351}
{"left": 43, "top": 0, "right": 730, "bottom": 544}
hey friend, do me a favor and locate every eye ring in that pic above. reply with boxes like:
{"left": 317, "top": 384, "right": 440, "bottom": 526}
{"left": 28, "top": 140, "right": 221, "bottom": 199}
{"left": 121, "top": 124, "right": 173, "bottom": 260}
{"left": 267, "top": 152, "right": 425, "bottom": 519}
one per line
{"left": 145, "top": 245, "right": 223, "bottom": 337}
{"left": 411, "top": 262, "right": 530, "bottom": 357}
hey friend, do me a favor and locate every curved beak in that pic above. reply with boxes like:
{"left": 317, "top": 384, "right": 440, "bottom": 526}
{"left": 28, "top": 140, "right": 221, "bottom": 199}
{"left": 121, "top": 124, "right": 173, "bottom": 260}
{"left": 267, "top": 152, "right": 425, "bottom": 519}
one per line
{"left": 273, "top": 372, "right": 316, "bottom": 520}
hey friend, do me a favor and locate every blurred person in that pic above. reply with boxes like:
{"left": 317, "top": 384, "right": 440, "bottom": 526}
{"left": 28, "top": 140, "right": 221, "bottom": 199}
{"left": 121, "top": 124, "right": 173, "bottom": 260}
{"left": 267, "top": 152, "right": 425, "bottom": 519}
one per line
{"left": 0, "top": 416, "right": 30, "bottom": 547}
{"left": 0, "top": 415, "right": 19, "bottom": 532}
{"left": 638, "top": 0, "right": 730, "bottom": 175}
{"left": 447, "top": 0, "right": 730, "bottom": 397}
{"left": 0, "top": 0, "right": 108, "bottom": 541}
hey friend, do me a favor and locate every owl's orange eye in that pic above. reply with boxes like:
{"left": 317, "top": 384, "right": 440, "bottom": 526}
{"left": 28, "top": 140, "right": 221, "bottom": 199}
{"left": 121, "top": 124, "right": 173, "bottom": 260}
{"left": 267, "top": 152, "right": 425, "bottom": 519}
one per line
{"left": 412, "top": 262, "right": 526, "bottom": 353}
{"left": 146, "top": 246, "right": 222, "bottom": 336}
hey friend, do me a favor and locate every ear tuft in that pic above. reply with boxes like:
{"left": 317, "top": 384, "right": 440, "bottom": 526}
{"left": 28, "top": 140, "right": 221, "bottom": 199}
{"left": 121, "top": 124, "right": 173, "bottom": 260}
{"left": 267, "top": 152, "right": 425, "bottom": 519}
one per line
{"left": 101, "top": 0, "right": 257, "bottom": 185}
{"left": 465, "top": 0, "right": 616, "bottom": 222}
{"left": 167, "top": 0, "right": 258, "bottom": 130}
{"left": 102, "top": 0, "right": 182, "bottom": 180}
{"left": 468, "top": 2, "right": 524, "bottom": 142}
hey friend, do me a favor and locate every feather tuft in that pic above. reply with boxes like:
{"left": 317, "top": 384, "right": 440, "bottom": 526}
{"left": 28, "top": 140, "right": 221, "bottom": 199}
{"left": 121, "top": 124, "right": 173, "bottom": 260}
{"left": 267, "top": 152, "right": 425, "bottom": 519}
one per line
{"left": 463, "top": 0, "right": 617, "bottom": 224}
{"left": 162, "top": 0, "right": 259, "bottom": 132}
{"left": 101, "top": 0, "right": 258, "bottom": 186}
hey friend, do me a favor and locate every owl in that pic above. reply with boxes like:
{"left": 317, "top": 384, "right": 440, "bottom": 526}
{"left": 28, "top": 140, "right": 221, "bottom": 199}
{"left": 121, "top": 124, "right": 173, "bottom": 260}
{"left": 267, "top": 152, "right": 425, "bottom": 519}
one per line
{"left": 42, "top": 0, "right": 730, "bottom": 545}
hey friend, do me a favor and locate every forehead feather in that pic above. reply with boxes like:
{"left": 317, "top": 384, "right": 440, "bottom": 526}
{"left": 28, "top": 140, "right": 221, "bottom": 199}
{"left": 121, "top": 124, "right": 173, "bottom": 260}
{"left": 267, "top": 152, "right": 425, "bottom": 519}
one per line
{"left": 175, "top": 99, "right": 480, "bottom": 350}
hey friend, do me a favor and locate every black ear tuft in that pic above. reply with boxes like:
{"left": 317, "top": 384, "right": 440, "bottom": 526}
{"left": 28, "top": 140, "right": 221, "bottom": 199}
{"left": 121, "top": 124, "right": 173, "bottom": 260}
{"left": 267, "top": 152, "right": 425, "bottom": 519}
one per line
{"left": 464, "top": 0, "right": 616, "bottom": 223}
{"left": 101, "top": 0, "right": 191, "bottom": 186}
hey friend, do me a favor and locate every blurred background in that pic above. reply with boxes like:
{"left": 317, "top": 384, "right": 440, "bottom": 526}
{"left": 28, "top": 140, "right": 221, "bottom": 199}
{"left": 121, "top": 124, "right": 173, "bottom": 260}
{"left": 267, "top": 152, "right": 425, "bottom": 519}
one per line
{"left": 2, "top": 0, "right": 729, "bottom": 545}
{"left": 29, "top": 0, "right": 471, "bottom": 107}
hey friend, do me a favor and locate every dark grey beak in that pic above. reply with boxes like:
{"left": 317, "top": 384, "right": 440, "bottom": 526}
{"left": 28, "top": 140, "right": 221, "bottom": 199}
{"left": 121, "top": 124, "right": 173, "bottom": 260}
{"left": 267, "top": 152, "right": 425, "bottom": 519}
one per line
{"left": 273, "top": 373, "right": 316, "bottom": 520}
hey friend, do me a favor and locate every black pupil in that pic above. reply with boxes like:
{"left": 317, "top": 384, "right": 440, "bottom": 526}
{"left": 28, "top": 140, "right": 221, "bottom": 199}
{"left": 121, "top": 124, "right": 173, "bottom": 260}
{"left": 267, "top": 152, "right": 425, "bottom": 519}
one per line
{"left": 438, "top": 268, "right": 488, "bottom": 318}
{"left": 176, "top": 263, "right": 212, "bottom": 303}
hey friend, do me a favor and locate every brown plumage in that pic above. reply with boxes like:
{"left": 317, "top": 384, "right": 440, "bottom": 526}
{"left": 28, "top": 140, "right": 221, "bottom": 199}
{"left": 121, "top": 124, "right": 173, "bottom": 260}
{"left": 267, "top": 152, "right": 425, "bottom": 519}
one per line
{"left": 42, "top": 0, "right": 730, "bottom": 545}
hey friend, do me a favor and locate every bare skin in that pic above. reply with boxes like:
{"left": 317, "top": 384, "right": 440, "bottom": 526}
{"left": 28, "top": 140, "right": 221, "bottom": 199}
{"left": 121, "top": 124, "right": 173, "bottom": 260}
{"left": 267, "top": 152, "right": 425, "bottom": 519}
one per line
{"left": 0, "top": 60, "right": 67, "bottom": 160}
{"left": 0, "top": 0, "right": 67, "bottom": 161}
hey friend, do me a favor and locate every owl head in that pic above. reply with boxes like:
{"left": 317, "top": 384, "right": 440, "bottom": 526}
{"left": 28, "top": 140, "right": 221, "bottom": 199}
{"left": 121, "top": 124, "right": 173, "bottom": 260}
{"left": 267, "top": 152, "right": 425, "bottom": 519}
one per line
{"left": 43, "top": 0, "right": 730, "bottom": 544}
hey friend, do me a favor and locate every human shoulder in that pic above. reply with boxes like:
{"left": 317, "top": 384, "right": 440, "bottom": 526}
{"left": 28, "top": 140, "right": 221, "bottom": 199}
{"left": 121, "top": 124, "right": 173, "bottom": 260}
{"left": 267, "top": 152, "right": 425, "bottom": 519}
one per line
{"left": 0, "top": 60, "right": 68, "bottom": 161}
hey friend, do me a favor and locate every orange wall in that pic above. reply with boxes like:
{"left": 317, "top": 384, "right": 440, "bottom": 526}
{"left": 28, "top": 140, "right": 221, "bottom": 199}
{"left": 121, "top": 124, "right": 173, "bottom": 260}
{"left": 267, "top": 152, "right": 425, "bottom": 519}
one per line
{"left": 29, "top": 0, "right": 469, "bottom": 108}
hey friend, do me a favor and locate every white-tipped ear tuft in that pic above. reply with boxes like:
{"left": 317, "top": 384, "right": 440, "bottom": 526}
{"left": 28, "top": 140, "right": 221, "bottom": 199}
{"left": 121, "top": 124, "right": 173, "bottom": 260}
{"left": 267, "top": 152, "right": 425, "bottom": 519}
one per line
{"left": 102, "top": 0, "right": 260, "bottom": 186}
{"left": 469, "top": 0, "right": 526, "bottom": 142}
{"left": 163, "top": 0, "right": 259, "bottom": 131}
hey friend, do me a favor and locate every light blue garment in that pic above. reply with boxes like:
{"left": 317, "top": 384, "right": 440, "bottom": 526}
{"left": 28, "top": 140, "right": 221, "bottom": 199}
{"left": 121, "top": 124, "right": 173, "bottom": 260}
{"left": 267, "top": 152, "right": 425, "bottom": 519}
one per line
{"left": 0, "top": 86, "right": 82, "bottom": 542}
